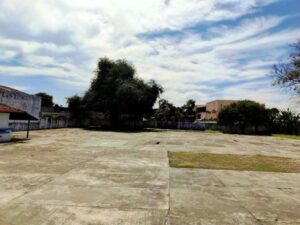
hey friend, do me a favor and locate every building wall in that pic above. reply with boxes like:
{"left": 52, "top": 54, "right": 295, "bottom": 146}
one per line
{"left": 10, "top": 116, "right": 69, "bottom": 131}
{"left": 0, "top": 89, "right": 41, "bottom": 119}
{"left": 39, "top": 116, "right": 68, "bottom": 129}
{"left": 195, "top": 105, "right": 206, "bottom": 120}
{"left": 205, "top": 100, "right": 237, "bottom": 120}
{"left": 0, "top": 113, "right": 9, "bottom": 128}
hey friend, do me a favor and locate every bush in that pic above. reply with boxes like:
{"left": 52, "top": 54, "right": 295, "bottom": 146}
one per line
{"left": 218, "top": 100, "right": 268, "bottom": 134}
{"left": 270, "top": 109, "right": 300, "bottom": 134}
{"left": 218, "top": 100, "right": 300, "bottom": 135}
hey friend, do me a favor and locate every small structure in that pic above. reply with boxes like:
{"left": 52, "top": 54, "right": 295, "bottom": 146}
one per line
{"left": 0, "top": 103, "right": 36, "bottom": 142}
{"left": 0, "top": 85, "right": 41, "bottom": 141}
{"left": 0, "top": 85, "right": 41, "bottom": 119}
{"left": 195, "top": 100, "right": 238, "bottom": 121}
{"left": 39, "top": 111, "right": 69, "bottom": 129}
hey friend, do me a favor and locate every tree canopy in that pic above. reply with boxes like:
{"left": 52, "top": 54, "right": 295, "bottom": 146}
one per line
{"left": 182, "top": 99, "right": 196, "bottom": 122}
{"left": 273, "top": 40, "right": 300, "bottom": 97}
{"left": 35, "top": 92, "right": 54, "bottom": 107}
{"left": 218, "top": 100, "right": 268, "bottom": 133}
{"left": 153, "top": 99, "right": 196, "bottom": 122}
{"left": 268, "top": 109, "right": 300, "bottom": 134}
{"left": 67, "top": 95, "right": 86, "bottom": 120}
{"left": 69, "top": 58, "right": 163, "bottom": 124}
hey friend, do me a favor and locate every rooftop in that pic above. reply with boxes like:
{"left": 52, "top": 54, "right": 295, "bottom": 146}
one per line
{"left": 0, "top": 103, "right": 24, "bottom": 113}
{"left": 0, "top": 103, "right": 37, "bottom": 120}
{"left": 0, "top": 85, "right": 28, "bottom": 95}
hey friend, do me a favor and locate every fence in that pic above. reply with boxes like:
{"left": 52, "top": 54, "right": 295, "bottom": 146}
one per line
{"left": 143, "top": 120, "right": 272, "bottom": 134}
{"left": 143, "top": 120, "right": 219, "bottom": 130}
{"left": 9, "top": 116, "right": 69, "bottom": 131}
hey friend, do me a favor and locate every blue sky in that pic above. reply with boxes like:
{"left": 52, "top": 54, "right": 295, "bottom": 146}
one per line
{"left": 0, "top": 0, "right": 299, "bottom": 109}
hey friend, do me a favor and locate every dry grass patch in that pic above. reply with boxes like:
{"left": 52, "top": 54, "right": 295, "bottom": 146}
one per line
{"left": 272, "top": 134, "right": 300, "bottom": 140}
{"left": 168, "top": 152, "right": 300, "bottom": 173}
{"left": 204, "top": 129, "right": 223, "bottom": 134}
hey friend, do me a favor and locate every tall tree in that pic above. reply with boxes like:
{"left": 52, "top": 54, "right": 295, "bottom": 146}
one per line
{"left": 83, "top": 58, "right": 163, "bottom": 124}
{"left": 182, "top": 99, "right": 196, "bottom": 122}
{"left": 273, "top": 40, "right": 300, "bottom": 97}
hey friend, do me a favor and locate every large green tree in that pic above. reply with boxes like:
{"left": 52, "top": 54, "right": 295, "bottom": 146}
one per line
{"left": 81, "top": 58, "right": 163, "bottom": 124}
{"left": 218, "top": 100, "right": 268, "bottom": 134}
{"left": 273, "top": 40, "right": 300, "bottom": 97}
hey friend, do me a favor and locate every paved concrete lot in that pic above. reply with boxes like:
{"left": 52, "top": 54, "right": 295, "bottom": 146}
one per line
{"left": 0, "top": 129, "right": 299, "bottom": 225}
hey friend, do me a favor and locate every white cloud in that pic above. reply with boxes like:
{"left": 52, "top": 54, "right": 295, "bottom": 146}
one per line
{"left": 9, "top": 85, "right": 29, "bottom": 92}
{"left": 220, "top": 80, "right": 298, "bottom": 110}
{"left": 0, "top": 0, "right": 298, "bottom": 109}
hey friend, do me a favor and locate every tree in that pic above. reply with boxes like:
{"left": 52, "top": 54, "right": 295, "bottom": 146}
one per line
{"left": 182, "top": 99, "right": 196, "bottom": 122}
{"left": 273, "top": 40, "right": 300, "bottom": 97}
{"left": 53, "top": 104, "right": 67, "bottom": 112}
{"left": 218, "top": 100, "right": 268, "bottom": 134}
{"left": 67, "top": 95, "right": 86, "bottom": 121}
{"left": 35, "top": 92, "right": 53, "bottom": 107}
{"left": 82, "top": 58, "right": 163, "bottom": 125}
{"left": 266, "top": 108, "right": 280, "bottom": 132}
{"left": 277, "top": 109, "right": 300, "bottom": 134}
{"left": 153, "top": 99, "right": 197, "bottom": 122}
{"left": 154, "top": 99, "right": 182, "bottom": 121}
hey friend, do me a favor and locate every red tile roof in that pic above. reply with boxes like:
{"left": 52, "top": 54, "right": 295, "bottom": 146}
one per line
{"left": 0, "top": 85, "right": 26, "bottom": 94}
{"left": 0, "top": 104, "right": 37, "bottom": 120}
{"left": 0, "top": 104, "right": 24, "bottom": 113}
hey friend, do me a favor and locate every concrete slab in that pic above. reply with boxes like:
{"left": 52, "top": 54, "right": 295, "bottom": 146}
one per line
{"left": 170, "top": 186, "right": 258, "bottom": 222}
{"left": 230, "top": 187, "right": 300, "bottom": 223}
{"left": 0, "top": 128, "right": 299, "bottom": 224}
{"left": 0, "top": 204, "right": 166, "bottom": 225}
{"left": 52, "top": 166, "right": 168, "bottom": 189}
{"left": 14, "top": 184, "right": 168, "bottom": 209}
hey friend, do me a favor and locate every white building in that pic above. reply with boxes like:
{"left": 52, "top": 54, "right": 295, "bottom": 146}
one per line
{"left": 0, "top": 85, "right": 41, "bottom": 119}
{"left": 0, "top": 103, "right": 35, "bottom": 142}
{"left": 0, "top": 85, "right": 41, "bottom": 142}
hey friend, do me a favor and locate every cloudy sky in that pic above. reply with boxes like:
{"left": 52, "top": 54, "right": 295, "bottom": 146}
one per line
{"left": 0, "top": 0, "right": 299, "bottom": 109}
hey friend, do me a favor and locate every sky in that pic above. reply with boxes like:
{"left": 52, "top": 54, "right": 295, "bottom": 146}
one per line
{"left": 0, "top": 0, "right": 299, "bottom": 110}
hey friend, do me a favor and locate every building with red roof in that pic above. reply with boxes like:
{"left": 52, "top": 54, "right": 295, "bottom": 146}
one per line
{"left": 0, "top": 85, "right": 41, "bottom": 142}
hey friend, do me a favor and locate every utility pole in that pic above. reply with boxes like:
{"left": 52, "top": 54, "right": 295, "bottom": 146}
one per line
{"left": 26, "top": 119, "right": 30, "bottom": 139}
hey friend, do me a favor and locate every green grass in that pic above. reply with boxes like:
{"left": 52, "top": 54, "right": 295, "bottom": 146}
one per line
{"left": 272, "top": 134, "right": 300, "bottom": 140}
{"left": 204, "top": 129, "right": 223, "bottom": 134}
{"left": 168, "top": 152, "right": 300, "bottom": 173}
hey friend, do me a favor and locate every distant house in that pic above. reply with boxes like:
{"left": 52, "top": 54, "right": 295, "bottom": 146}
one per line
{"left": 195, "top": 100, "right": 238, "bottom": 121}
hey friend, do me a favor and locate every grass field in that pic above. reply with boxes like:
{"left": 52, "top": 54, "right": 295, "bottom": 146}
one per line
{"left": 204, "top": 129, "right": 223, "bottom": 134}
{"left": 272, "top": 134, "right": 300, "bottom": 140}
{"left": 168, "top": 152, "right": 300, "bottom": 173}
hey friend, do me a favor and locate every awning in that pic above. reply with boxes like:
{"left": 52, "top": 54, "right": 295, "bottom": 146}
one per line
{"left": 0, "top": 104, "right": 37, "bottom": 121}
